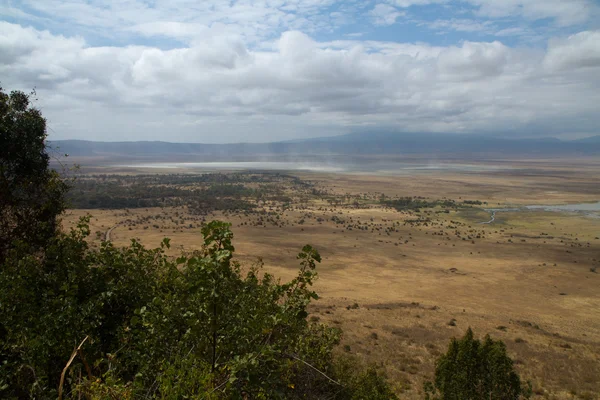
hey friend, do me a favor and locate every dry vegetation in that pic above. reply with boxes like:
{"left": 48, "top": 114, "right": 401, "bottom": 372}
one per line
{"left": 64, "top": 159, "right": 600, "bottom": 399}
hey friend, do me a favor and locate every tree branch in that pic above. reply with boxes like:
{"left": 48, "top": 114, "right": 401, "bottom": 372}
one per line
{"left": 284, "top": 353, "right": 342, "bottom": 387}
{"left": 58, "top": 336, "right": 89, "bottom": 400}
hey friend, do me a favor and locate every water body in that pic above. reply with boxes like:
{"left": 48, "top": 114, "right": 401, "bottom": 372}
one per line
{"left": 525, "top": 202, "right": 600, "bottom": 212}
{"left": 481, "top": 210, "right": 496, "bottom": 224}
{"left": 480, "top": 202, "right": 600, "bottom": 224}
{"left": 116, "top": 161, "right": 347, "bottom": 173}
{"left": 115, "top": 161, "right": 509, "bottom": 175}
{"left": 479, "top": 208, "right": 521, "bottom": 224}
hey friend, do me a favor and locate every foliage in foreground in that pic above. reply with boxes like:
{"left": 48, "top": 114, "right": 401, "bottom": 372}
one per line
{"left": 0, "top": 87, "right": 69, "bottom": 262}
{"left": 0, "top": 217, "right": 397, "bottom": 399}
{"left": 424, "top": 328, "right": 531, "bottom": 400}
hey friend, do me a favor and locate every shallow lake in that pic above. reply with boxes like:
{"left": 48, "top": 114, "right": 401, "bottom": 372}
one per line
{"left": 525, "top": 202, "right": 600, "bottom": 212}
{"left": 115, "top": 161, "right": 509, "bottom": 174}
{"left": 116, "top": 161, "right": 346, "bottom": 172}
{"left": 480, "top": 202, "right": 600, "bottom": 224}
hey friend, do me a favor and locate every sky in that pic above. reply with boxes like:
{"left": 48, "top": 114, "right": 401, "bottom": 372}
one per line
{"left": 1, "top": 0, "right": 600, "bottom": 143}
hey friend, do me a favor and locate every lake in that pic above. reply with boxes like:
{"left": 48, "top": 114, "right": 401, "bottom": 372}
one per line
{"left": 525, "top": 202, "right": 600, "bottom": 212}
{"left": 115, "top": 161, "right": 509, "bottom": 174}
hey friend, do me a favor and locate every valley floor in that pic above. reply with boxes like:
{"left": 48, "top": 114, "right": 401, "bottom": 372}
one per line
{"left": 65, "top": 159, "right": 600, "bottom": 399}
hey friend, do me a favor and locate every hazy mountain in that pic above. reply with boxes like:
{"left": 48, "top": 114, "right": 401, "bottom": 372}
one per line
{"left": 49, "top": 132, "right": 600, "bottom": 164}
{"left": 573, "top": 135, "right": 600, "bottom": 143}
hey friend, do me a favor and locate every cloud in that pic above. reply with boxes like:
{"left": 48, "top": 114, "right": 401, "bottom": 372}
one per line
{"left": 387, "top": 0, "right": 448, "bottom": 7}
{"left": 466, "top": 0, "right": 595, "bottom": 26}
{"left": 128, "top": 22, "right": 210, "bottom": 40}
{"left": 345, "top": 32, "right": 366, "bottom": 38}
{"left": 1, "top": 21, "right": 599, "bottom": 142}
{"left": 544, "top": 30, "right": 600, "bottom": 71}
{"left": 437, "top": 41, "right": 510, "bottom": 80}
{"left": 369, "top": 4, "right": 406, "bottom": 26}
{"left": 6, "top": 0, "right": 597, "bottom": 49}
{"left": 384, "top": 0, "right": 596, "bottom": 26}
{"left": 495, "top": 27, "right": 530, "bottom": 37}
{"left": 425, "top": 18, "right": 494, "bottom": 33}
{"left": 10, "top": 0, "right": 347, "bottom": 43}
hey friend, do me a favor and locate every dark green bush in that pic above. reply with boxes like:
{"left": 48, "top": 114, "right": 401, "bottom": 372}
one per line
{"left": 2, "top": 218, "right": 395, "bottom": 399}
{"left": 424, "top": 328, "right": 531, "bottom": 400}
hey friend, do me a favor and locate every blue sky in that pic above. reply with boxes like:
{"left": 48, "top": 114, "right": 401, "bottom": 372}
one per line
{"left": 1, "top": 0, "right": 600, "bottom": 142}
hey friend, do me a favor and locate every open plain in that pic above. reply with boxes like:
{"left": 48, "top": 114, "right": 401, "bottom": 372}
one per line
{"left": 64, "top": 157, "right": 600, "bottom": 399}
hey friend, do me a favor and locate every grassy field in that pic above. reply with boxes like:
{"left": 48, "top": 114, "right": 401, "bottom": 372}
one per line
{"left": 64, "top": 160, "right": 600, "bottom": 399}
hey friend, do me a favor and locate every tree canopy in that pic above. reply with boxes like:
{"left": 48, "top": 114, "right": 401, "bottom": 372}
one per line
{"left": 424, "top": 328, "right": 531, "bottom": 400}
{"left": 0, "top": 87, "right": 69, "bottom": 262}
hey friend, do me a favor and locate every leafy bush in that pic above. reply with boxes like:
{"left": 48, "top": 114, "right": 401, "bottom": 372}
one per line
{"left": 1, "top": 217, "right": 398, "bottom": 399}
{"left": 424, "top": 328, "right": 531, "bottom": 400}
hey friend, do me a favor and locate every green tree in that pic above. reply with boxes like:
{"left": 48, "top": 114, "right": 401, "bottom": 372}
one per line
{"left": 424, "top": 328, "right": 531, "bottom": 400}
{"left": 123, "top": 222, "right": 353, "bottom": 399}
{"left": 0, "top": 87, "right": 69, "bottom": 262}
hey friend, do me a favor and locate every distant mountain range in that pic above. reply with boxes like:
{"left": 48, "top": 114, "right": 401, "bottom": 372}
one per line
{"left": 49, "top": 132, "right": 600, "bottom": 163}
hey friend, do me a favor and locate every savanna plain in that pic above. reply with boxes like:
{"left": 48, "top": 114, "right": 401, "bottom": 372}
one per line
{"left": 64, "top": 157, "right": 600, "bottom": 399}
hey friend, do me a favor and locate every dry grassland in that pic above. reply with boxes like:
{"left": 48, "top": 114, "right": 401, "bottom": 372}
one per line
{"left": 64, "top": 161, "right": 600, "bottom": 399}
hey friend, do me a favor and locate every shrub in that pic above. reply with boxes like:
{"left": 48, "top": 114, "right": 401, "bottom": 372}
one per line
{"left": 424, "top": 328, "right": 531, "bottom": 400}
{"left": 0, "top": 219, "right": 397, "bottom": 399}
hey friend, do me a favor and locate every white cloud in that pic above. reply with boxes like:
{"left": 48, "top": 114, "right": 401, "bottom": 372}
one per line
{"left": 544, "top": 30, "right": 600, "bottom": 71}
{"left": 345, "top": 32, "right": 365, "bottom": 38}
{"left": 369, "top": 4, "right": 406, "bottom": 26}
{"left": 426, "top": 18, "right": 494, "bottom": 33}
{"left": 386, "top": 0, "right": 596, "bottom": 27}
{"left": 437, "top": 41, "right": 510, "bottom": 80}
{"left": 387, "top": 0, "right": 448, "bottom": 7}
{"left": 466, "top": 0, "right": 595, "bottom": 26}
{"left": 1, "top": 21, "right": 599, "bottom": 142}
{"left": 128, "top": 22, "right": 210, "bottom": 40}
{"left": 495, "top": 27, "right": 529, "bottom": 37}
{"left": 10, "top": 0, "right": 346, "bottom": 43}
{"left": 5, "top": 0, "right": 597, "bottom": 48}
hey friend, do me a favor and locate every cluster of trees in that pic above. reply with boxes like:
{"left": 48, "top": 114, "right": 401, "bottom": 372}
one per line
{"left": 462, "top": 200, "right": 484, "bottom": 205}
{"left": 69, "top": 177, "right": 252, "bottom": 211}
{"left": 381, "top": 197, "right": 457, "bottom": 212}
{"left": 1, "top": 88, "right": 531, "bottom": 399}
{"left": 68, "top": 173, "right": 302, "bottom": 213}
